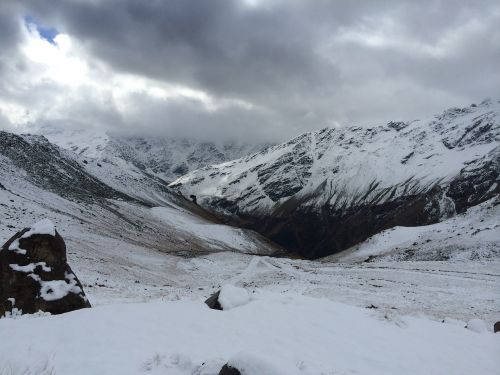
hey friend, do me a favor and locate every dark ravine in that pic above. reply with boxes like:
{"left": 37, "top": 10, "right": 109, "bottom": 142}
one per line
{"left": 204, "top": 175, "right": 498, "bottom": 259}
{"left": 270, "top": 152, "right": 498, "bottom": 259}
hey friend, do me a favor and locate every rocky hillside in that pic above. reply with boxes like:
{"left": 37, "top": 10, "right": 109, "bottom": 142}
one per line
{"left": 0, "top": 131, "right": 279, "bottom": 259}
{"left": 37, "top": 126, "right": 272, "bottom": 183}
{"left": 170, "top": 99, "right": 500, "bottom": 259}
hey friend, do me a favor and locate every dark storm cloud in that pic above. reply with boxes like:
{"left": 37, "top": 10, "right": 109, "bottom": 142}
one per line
{"left": 2, "top": 0, "right": 500, "bottom": 140}
{"left": 0, "top": 3, "right": 21, "bottom": 50}
{"left": 22, "top": 0, "right": 336, "bottom": 101}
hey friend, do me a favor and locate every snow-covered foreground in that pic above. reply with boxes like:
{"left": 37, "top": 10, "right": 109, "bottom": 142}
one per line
{"left": 1, "top": 289, "right": 499, "bottom": 375}
{"left": 1, "top": 187, "right": 499, "bottom": 374}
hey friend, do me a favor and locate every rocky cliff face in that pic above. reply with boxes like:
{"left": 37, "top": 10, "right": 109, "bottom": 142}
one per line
{"left": 170, "top": 100, "right": 500, "bottom": 259}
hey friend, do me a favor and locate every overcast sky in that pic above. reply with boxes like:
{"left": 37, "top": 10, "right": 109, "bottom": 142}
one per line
{"left": 0, "top": 1, "right": 499, "bottom": 142}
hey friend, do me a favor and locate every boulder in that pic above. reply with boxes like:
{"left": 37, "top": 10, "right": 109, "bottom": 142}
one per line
{"left": 0, "top": 219, "right": 91, "bottom": 316}
{"left": 219, "top": 364, "right": 241, "bottom": 375}
{"left": 494, "top": 321, "right": 500, "bottom": 333}
{"left": 205, "top": 285, "right": 250, "bottom": 311}
{"left": 205, "top": 290, "right": 222, "bottom": 310}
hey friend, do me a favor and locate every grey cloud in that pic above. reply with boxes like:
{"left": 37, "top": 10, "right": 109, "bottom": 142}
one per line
{"left": 2, "top": 0, "right": 500, "bottom": 141}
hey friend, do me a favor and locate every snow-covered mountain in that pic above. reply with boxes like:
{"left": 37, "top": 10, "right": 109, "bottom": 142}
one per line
{"left": 170, "top": 99, "right": 500, "bottom": 259}
{"left": 0, "top": 131, "right": 280, "bottom": 263}
{"left": 37, "top": 126, "right": 272, "bottom": 182}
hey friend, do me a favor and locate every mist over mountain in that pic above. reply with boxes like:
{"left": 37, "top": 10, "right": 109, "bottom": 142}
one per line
{"left": 35, "top": 125, "right": 273, "bottom": 182}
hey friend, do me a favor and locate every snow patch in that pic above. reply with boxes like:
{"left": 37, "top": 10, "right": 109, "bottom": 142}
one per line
{"left": 466, "top": 318, "right": 489, "bottom": 334}
{"left": 9, "top": 262, "right": 51, "bottom": 273}
{"left": 218, "top": 285, "right": 250, "bottom": 310}
{"left": 150, "top": 206, "right": 262, "bottom": 253}
{"left": 443, "top": 317, "right": 466, "bottom": 327}
{"left": 227, "top": 352, "right": 288, "bottom": 374}
{"left": 24, "top": 219, "right": 56, "bottom": 237}
{"left": 25, "top": 271, "right": 82, "bottom": 302}
{"left": 8, "top": 219, "right": 56, "bottom": 254}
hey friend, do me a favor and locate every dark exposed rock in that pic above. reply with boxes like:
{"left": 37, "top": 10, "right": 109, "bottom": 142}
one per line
{"left": 388, "top": 121, "right": 409, "bottom": 131}
{"left": 0, "top": 131, "right": 133, "bottom": 204}
{"left": 173, "top": 163, "right": 189, "bottom": 176}
{"left": 219, "top": 364, "right": 241, "bottom": 375}
{"left": 401, "top": 151, "right": 414, "bottom": 164}
{"left": 364, "top": 256, "right": 376, "bottom": 263}
{"left": 0, "top": 220, "right": 91, "bottom": 316}
{"left": 494, "top": 321, "right": 500, "bottom": 333}
{"left": 447, "top": 150, "right": 500, "bottom": 213}
{"left": 205, "top": 290, "right": 222, "bottom": 310}
{"left": 229, "top": 187, "right": 449, "bottom": 259}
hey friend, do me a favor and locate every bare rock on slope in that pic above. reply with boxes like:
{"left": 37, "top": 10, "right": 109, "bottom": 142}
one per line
{"left": 219, "top": 364, "right": 241, "bottom": 375}
{"left": 0, "top": 219, "right": 90, "bottom": 316}
{"left": 205, "top": 290, "right": 223, "bottom": 310}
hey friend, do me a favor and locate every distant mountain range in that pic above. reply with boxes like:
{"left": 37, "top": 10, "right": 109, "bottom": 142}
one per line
{"left": 37, "top": 126, "right": 272, "bottom": 182}
{"left": 170, "top": 99, "right": 500, "bottom": 259}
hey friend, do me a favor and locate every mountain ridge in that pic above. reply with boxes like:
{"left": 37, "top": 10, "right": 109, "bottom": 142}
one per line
{"left": 170, "top": 99, "right": 500, "bottom": 258}
{"left": 35, "top": 126, "right": 273, "bottom": 183}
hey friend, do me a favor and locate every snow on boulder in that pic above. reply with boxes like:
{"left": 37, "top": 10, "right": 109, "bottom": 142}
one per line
{"left": 466, "top": 318, "right": 489, "bottom": 333}
{"left": 205, "top": 285, "right": 250, "bottom": 311}
{"left": 218, "top": 285, "right": 250, "bottom": 310}
{"left": 0, "top": 219, "right": 90, "bottom": 317}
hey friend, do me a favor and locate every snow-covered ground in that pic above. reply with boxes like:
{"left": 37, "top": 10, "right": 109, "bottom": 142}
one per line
{"left": 1, "top": 288, "right": 498, "bottom": 375}
{"left": 2, "top": 197, "right": 499, "bottom": 374}
{"left": 2, "top": 231, "right": 499, "bottom": 374}
{"left": 151, "top": 206, "right": 263, "bottom": 253}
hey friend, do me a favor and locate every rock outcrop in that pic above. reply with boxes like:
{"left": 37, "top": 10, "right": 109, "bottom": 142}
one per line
{"left": 0, "top": 219, "right": 90, "bottom": 316}
{"left": 205, "top": 290, "right": 223, "bottom": 310}
{"left": 218, "top": 364, "right": 241, "bottom": 375}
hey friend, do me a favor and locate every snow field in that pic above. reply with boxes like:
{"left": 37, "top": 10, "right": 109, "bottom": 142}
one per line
{"left": 1, "top": 290, "right": 498, "bottom": 375}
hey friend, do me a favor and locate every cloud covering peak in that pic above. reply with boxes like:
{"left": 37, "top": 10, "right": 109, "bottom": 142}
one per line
{"left": 1, "top": 0, "right": 499, "bottom": 141}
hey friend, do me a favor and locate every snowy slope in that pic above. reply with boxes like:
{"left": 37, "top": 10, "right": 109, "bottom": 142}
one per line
{"left": 327, "top": 197, "right": 500, "bottom": 262}
{"left": 170, "top": 99, "right": 500, "bottom": 258}
{"left": 0, "top": 131, "right": 279, "bottom": 259}
{"left": 37, "top": 125, "right": 272, "bottom": 182}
